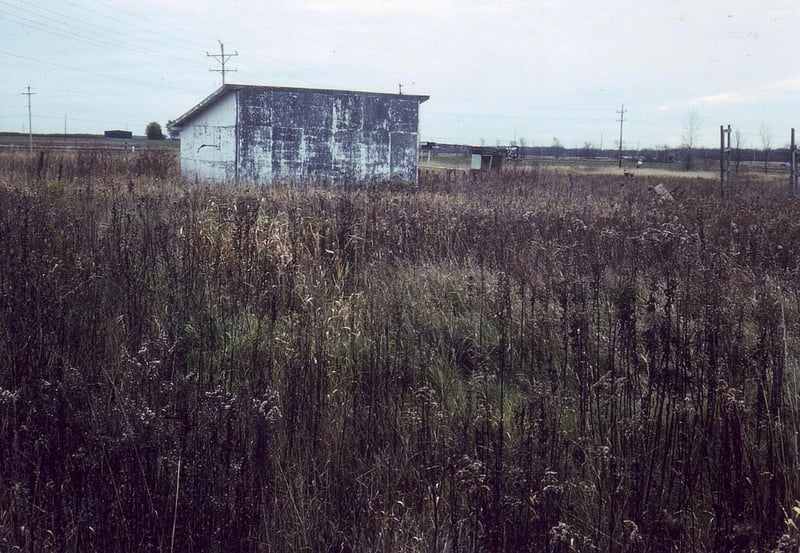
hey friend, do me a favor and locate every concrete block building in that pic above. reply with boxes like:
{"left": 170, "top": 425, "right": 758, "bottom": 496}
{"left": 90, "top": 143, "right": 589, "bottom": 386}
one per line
{"left": 169, "top": 84, "right": 429, "bottom": 185}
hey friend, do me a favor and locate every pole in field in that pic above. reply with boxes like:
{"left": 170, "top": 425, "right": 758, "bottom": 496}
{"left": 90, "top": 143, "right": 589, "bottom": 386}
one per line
{"left": 617, "top": 104, "right": 626, "bottom": 169}
{"left": 791, "top": 128, "right": 798, "bottom": 197}
{"left": 720, "top": 125, "right": 732, "bottom": 198}
{"left": 21, "top": 85, "right": 35, "bottom": 154}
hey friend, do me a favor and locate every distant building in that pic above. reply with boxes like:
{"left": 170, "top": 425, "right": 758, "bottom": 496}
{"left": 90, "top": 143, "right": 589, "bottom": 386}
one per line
{"left": 470, "top": 147, "right": 505, "bottom": 172}
{"left": 104, "top": 130, "right": 132, "bottom": 139}
{"left": 168, "top": 84, "right": 429, "bottom": 185}
{"left": 420, "top": 141, "right": 438, "bottom": 163}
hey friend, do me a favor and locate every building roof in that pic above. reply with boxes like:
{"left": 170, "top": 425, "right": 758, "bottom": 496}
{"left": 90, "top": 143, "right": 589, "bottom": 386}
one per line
{"left": 470, "top": 146, "right": 506, "bottom": 155}
{"left": 169, "top": 83, "right": 429, "bottom": 130}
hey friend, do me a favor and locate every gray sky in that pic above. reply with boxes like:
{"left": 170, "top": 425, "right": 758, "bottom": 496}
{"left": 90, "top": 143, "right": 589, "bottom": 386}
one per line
{"left": 2, "top": 0, "right": 798, "bottom": 149}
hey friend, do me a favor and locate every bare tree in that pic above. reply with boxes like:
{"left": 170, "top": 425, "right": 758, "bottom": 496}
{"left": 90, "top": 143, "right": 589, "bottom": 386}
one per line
{"left": 656, "top": 144, "right": 671, "bottom": 163}
{"left": 733, "top": 128, "right": 745, "bottom": 174}
{"left": 552, "top": 137, "right": 563, "bottom": 160}
{"left": 518, "top": 137, "right": 527, "bottom": 159}
{"left": 682, "top": 109, "right": 702, "bottom": 171}
{"left": 760, "top": 123, "right": 773, "bottom": 174}
{"left": 583, "top": 141, "right": 594, "bottom": 159}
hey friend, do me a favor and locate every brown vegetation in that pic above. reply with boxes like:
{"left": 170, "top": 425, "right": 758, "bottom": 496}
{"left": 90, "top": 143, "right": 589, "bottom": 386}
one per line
{"left": 1, "top": 151, "right": 799, "bottom": 552}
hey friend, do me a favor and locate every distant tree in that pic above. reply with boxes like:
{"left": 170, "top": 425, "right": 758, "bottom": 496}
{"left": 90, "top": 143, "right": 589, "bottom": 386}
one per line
{"left": 166, "top": 120, "right": 179, "bottom": 139}
{"left": 518, "top": 137, "right": 527, "bottom": 159}
{"left": 583, "top": 141, "right": 594, "bottom": 159}
{"left": 682, "top": 110, "right": 702, "bottom": 170}
{"left": 552, "top": 137, "right": 563, "bottom": 160}
{"left": 146, "top": 121, "right": 164, "bottom": 140}
{"left": 733, "top": 129, "right": 745, "bottom": 174}
{"left": 659, "top": 144, "right": 671, "bottom": 163}
{"left": 760, "top": 123, "right": 773, "bottom": 174}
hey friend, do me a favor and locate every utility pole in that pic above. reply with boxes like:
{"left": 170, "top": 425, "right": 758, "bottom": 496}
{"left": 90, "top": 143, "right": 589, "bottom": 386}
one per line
{"left": 207, "top": 40, "right": 237, "bottom": 85}
{"left": 398, "top": 83, "right": 403, "bottom": 95}
{"left": 720, "top": 124, "right": 732, "bottom": 198}
{"left": 791, "top": 128, "right": 798, "bottom": 197}
{"left": 21, "top": 85, "right": 35, "bottom": 154}
{"left": 616, "top": 104, "right": 626, "bottom": 168}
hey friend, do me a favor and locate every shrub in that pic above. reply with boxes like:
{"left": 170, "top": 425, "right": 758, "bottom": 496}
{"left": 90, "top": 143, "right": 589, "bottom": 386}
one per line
{"left": 146, "top": 121, "right": 164, "bottom": 140}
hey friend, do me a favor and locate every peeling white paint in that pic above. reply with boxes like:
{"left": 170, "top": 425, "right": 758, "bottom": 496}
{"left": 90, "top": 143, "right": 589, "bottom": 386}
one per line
{"left": 171, "top": 85, "right": 428, "bottom": 185}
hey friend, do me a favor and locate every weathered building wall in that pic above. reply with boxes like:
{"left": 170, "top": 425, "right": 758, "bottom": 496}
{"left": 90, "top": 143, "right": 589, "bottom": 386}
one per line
{"left": 237, "top": 88, "right": 422, "bottom": 184}
{"left": 179, "top": 93, "right": 238, "bottom": 184}
{"left": 172, "top": 85, "right": 426, "bottom": 185}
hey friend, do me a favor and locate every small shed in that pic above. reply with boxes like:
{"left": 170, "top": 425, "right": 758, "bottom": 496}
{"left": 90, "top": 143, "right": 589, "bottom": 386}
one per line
{"left": 470, "top": 147, "right": 505, "bottom": 172}
{"left": 169, "top": 84, "right": 429, "bottom": 185}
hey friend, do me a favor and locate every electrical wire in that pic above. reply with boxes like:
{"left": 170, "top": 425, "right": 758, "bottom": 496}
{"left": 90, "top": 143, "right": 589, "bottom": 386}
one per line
{"left": 0, "top": 1, "right": 204, "bottom": 66}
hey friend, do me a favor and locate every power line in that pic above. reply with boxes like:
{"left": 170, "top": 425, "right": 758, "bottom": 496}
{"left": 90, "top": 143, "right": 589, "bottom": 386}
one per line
{"left": 0, "top": 2, "right": 201, "bottom": 67}
{"left": 236, "top": 52, "right": 329, "bottom": 88}
{"left": 72, "top": 0, "right": 213, "bottom": 51}
{"left": 74, "top": 0, "right": 328, "bottom": 88}
{"left": 0, "top": 48, "right": 206, "bottom": 93}
{"left": 65, "top": 0, "right": 196, "bottom": 48}
{"left": 5, "top": 0, "right": 361, "bottom": 94}
{"left": 0, "top": 0, "right": 137, "bottom": 44}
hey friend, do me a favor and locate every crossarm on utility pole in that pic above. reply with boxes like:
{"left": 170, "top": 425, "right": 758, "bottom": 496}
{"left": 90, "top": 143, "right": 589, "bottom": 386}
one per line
{"left": 207, "top": 40, "right": 238, "bottom": 85}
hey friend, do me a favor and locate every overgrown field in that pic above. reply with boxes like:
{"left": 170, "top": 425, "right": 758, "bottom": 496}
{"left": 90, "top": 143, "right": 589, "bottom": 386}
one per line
{"left": 1, "top": 152, "right": 800, "bottom": 552}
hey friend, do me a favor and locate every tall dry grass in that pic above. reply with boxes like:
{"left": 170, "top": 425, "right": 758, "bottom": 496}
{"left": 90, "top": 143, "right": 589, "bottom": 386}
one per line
{"left": 1, "top": 151, "right": 799, "bottom": 551}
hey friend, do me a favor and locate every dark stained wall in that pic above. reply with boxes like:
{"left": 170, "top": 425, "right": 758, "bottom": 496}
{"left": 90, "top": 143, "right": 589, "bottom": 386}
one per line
{"left": 236, "top": 88, "right": 422, "bottom": 184}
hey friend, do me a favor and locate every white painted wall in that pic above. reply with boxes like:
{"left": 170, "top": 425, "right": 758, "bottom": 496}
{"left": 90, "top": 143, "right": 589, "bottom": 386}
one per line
{"left": 179, "top": 92, "right": 238, "bottom": 184}
{"left": 471, "top": 154, "right": 482, "bottom": 170}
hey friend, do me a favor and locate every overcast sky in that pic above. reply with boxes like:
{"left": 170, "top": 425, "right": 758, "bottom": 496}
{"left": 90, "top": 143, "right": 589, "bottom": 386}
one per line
{"left": 2, "top": 0, "right": 799, "bottom": 149}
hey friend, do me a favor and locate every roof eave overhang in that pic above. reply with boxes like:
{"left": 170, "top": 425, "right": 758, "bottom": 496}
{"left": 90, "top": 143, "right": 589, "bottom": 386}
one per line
{"left": 169, "top": 84, "right": 429, "bottom": 131}
{"left": 169, "top": 84, "right": 241, "bottom": 130}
